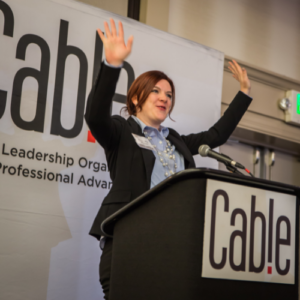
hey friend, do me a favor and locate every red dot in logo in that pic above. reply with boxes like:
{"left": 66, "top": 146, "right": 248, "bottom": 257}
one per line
{"left": 268, "top": 266, "right": 272, "bottom": 274}
{"left": 87, "top": 131, "right": 96, "bottom": 143}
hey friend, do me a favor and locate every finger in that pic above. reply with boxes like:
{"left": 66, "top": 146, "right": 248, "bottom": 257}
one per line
{"left": 97, "top": 29, "right": 106, "bottom": 42}
{"left": 126, "top": 35, "right": 134, "bottom": 52}
{"left": 118, "top": 21, "right": 124, "bottom": 40}
{"left": 228, "top": 65, "right": 236, "bottom": 75}
{"left": 229, "top": 61, "right": 238, "bottom": 74}
{"left": 232, "top": 60, "right": 243, "bottom": 74}
{"left": 104, "top": 21, "right": 111, "bottom": 38}
{"left": 243, "top": 69, "right": 250, "bottom": 84}
{"left": 228, "top": 65, "right": 234, "bottom": 72}
{"left": 110, "top": 18, "right": 117, "bottom": 36}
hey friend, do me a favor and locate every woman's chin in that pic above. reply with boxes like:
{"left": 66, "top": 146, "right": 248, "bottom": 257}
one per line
{"left": 157, "top": 110, "right": 168, "bottom": 118}
{"left": 156, "top": 115, "right": 167, "bottom": 124}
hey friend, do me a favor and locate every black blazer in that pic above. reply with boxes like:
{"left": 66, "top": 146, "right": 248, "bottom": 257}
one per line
{"left": 85, "top": 63, "right": 252, "bottom": 239}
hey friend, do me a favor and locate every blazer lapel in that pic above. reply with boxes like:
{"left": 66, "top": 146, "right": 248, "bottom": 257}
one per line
{"left": 127, "top": 117, "right": 155, "bottom": 188}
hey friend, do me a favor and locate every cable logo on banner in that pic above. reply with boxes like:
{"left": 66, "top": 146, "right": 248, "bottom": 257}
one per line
{"left": 0, "top": 2, "right": 135, "bottom": 139}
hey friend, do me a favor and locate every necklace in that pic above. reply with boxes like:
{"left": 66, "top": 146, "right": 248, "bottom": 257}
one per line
{"left": 144, "top": 131, "right": 177, "bottom": 177}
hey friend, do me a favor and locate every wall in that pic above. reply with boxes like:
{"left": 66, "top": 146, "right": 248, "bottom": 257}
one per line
{"left": 141, "top": 0, "right": 300, "bottom": 82}
{"left": 141, "top": 0, "right": 300, "bottom": 154}
{"left": 77, "top": 0, "right": 128, "bottom": 16}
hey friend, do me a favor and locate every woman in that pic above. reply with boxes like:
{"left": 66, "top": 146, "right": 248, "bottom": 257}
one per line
{"left": 85, "top": 19, "right": 252, "bottom": 299}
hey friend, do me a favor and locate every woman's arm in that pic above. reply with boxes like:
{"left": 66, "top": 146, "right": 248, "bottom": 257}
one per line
{"left": 181, "top": 91, "right": 252, "bottom": 155}
{"left": 85, "top": 19, "right": 133, "bottom": 150}
{"left": 181, "top": 60, "right": 252, "bottom": 155}
{"left": 85, "top": 63, "right": 122, "bottom": 150}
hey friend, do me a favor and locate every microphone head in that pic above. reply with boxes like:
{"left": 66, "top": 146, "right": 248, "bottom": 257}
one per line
{"left": 198, "top": 144, "right": 210, "bottom": 157}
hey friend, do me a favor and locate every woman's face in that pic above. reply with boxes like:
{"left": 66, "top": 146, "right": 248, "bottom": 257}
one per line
{"left": 134, "top": 79, "right": 173, "bottom": 129}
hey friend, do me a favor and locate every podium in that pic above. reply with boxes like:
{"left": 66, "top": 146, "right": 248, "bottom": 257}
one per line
{"left": 101, "top": 168, "right": 300, "bottom": 300}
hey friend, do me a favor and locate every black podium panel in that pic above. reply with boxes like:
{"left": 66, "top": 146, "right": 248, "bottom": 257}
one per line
{"left": 102, "top": 169, "right": 299, "bottom": 300}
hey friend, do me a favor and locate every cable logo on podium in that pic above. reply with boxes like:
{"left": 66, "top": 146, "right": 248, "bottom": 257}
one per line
{"left": 202, "top": 180, "right": 296, "bottom": 284}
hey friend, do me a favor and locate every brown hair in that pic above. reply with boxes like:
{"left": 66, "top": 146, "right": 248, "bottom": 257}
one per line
{"left": 123, "top": 70, "right": 175, "bottom": 118}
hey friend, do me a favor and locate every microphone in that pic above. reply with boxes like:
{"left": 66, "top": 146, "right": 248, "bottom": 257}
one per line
{"left": 198, "top": 145, "right": 245, "bottom": 169}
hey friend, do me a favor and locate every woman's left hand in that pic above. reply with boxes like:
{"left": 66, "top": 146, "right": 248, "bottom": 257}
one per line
{"left": 228, "top": 60, "right": 251, "bottom": 95}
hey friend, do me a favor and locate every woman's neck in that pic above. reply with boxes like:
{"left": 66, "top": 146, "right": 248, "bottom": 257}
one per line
{"left": 135, "top": 114, "right": 161, "bottom": 131}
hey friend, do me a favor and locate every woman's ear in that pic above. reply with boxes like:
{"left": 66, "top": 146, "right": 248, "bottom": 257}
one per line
{"left": 132, "top": 95, "right": 138, "bottom": 106}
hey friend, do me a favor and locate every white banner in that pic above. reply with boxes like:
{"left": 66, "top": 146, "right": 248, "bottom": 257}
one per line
{"left": 0, "top": 0, "right": 224, "bottom": 299}
{"left": 202, "top": 179, "right": 296, "bottom": 284}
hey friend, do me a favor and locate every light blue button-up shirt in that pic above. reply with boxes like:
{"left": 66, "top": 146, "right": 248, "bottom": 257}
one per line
{"left": 132, "top": 116, "right": 185, "bottom": 188}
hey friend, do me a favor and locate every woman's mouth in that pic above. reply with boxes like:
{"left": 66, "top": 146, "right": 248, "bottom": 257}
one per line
{"left": 157, "top": 106, "right": 166, "bottom": 111}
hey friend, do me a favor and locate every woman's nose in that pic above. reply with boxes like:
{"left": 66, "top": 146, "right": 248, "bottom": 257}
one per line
{"left": 159, "top": 92, "right": 168, "bottom": 101}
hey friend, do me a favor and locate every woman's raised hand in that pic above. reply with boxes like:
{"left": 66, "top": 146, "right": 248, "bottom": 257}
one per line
{"left": 228, "top": 60, "right": 251, "bottom": 95}
{"left": 97, "top": 19, "right": 133, "bottom": 67}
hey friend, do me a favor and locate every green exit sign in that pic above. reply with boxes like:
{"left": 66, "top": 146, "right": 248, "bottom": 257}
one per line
{"left": 284, "top": 90, "right": 300, "bottom": 126}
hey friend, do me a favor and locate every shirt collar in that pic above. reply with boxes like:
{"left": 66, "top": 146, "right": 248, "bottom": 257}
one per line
{"left": 131, "top": 115, "right": 169, "bottom": 138}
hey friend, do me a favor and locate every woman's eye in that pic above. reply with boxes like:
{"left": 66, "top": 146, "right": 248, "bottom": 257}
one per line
{"left": 167, "top": 94, "right": 172, "bottom": 99}
{"left": 152, "top": 89, "right": 159, "bottom": 93}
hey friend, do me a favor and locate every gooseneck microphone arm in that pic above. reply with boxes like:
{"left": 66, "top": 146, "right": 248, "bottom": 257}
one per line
{"left": 198, "top": 145, "right": 245, "bottom": 169}
{"left": 198, "top": 144, "right": 255, "bottom": 177}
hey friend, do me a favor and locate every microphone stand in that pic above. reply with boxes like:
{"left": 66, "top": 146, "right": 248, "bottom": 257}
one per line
{"left": 224, "top": 163, "right": 245, "bottom": 176}
{"left": 218, "top": 153, "right": 246, "bottom": 177}
{"left": 221, "top": 153, "right": 255, "bottom": 177}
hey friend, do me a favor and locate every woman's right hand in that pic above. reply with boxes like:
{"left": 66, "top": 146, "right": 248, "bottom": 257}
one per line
{"left": 97, "top": 19, "right": 134, "bottom": 67}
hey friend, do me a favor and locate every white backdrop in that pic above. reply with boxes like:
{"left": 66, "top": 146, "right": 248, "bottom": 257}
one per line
{"left": 0, "top": 0, "right": 224, "bottom": 299}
